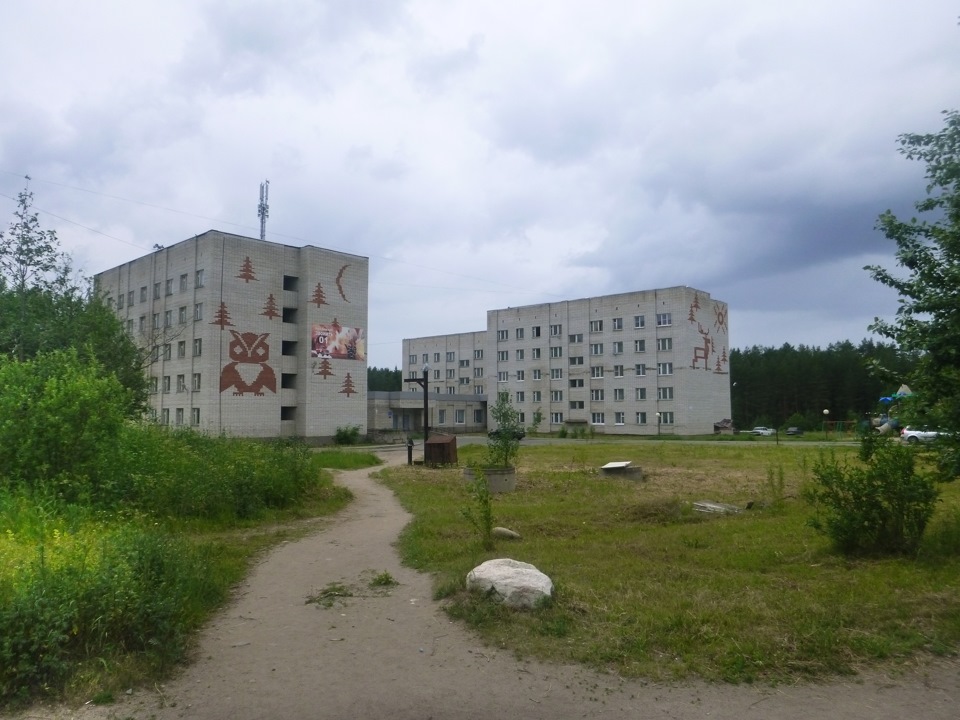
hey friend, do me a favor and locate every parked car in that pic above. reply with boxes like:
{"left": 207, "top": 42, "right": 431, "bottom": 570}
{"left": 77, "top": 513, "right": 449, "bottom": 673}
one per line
{"left": 488, "top": 427, "right": 526, "bottom": 441}
{"left": 785, "top": 427, "right": 803, "bottom": 436}
{"left": 750, "top": 427, "right": 775, "bottom": 436}
{"left": 900, "top": 426, "right": 943, "bottom": 444}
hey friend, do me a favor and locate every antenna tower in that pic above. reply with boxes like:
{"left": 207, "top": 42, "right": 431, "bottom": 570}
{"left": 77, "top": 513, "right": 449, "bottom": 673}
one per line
{"left": 258, "top": 180, "right": 270, "bottom": 241}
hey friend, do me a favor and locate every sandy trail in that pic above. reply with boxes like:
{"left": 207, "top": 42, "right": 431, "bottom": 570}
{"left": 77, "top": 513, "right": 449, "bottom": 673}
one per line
{"left": 10, "top": 447, "right": 959, "bottom": 719}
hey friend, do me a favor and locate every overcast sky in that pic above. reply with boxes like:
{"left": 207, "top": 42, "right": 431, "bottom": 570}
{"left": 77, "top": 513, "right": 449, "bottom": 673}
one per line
{"left": 1, "top": 1, "right": 957, "bottom": 368}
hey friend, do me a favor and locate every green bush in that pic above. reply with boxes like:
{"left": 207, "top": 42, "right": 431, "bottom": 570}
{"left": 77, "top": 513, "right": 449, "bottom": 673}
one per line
{"left": 334, "top": 425, "right": 362, "bottom": 445}
{"left": 805, "top": 440, "right": 940, "bottom": 555}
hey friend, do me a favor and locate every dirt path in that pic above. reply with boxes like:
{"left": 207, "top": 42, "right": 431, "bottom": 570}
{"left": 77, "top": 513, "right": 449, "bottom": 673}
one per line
{"left": 11, "top": 447, "right": 960, "bottom": 719}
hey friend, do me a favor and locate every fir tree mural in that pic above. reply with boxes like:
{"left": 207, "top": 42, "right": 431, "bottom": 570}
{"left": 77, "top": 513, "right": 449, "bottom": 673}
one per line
{"left": 237, "top": 256, "right": 257, "bottom": 282}
{"left": 314, "top": 357, "right": 334, "bottom": 378}
{"left": 339, "top": 372, "right": 357, "bottom": 397}
{"left": 261, "top": 293, "right": 280, "bottom": 319}
{"left": 211, "top": 301, "right": 234, "bottom": 328}
{"left": 311, "top": 282, "right": 328, "bottom": 306}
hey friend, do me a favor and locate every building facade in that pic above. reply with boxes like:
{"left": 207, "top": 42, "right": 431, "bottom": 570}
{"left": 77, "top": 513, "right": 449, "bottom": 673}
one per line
{"left": 403, "top": 287, "right": 730, "bottom": 436}
{"left": 95, "top": 230, "right": 369, "bottom": 441}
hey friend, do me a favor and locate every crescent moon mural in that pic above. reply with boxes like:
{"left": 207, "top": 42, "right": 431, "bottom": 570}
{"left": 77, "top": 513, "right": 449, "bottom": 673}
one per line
{"left": 335, "top": 264, "right": 350, "bottom": 302}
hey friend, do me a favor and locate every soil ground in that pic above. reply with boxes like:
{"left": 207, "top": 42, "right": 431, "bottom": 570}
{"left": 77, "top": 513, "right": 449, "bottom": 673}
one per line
{"left": 7, "top": 446, "right": 960, "bottom": 719}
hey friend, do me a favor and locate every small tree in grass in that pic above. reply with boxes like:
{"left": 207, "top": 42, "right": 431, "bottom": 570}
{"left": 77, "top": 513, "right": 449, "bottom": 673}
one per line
{"left": 486, "top": 391, "right": 523, "bottom": 468}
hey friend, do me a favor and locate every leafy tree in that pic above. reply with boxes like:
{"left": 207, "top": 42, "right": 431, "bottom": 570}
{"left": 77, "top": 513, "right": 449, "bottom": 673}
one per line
{"left": 367, "top": 366, "right": 402, "bottom": 391}
{"left": 866, "top": 109, "right": 960, "bottom": 479}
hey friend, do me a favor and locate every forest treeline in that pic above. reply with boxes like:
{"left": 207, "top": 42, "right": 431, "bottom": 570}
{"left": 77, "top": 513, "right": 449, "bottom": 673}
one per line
{"left": 367, "top": 338, "right": 916, "bottom": 432}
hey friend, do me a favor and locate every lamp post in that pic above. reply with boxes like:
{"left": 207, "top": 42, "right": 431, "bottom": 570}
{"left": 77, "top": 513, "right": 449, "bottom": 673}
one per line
{"left": 823, "top": 408, "right": 829, "bottom": 441}
{"left": 656, "top": 412, "right": 661, "bottom": 437}
{"left": 404, "top": 364, "right": 430, "bottom": 441}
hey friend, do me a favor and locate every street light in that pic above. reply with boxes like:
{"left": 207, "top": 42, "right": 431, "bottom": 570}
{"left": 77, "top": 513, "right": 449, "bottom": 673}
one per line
{"left": 404, "top": 363, "right": 430, "bottom": 441}
{"left": 823, "top": 408, "right": 829, "bottom": 441}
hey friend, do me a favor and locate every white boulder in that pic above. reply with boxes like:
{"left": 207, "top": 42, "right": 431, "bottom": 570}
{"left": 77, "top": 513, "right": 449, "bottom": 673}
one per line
{"left": 465, "top": 558, "right": 553, "bottom": 609}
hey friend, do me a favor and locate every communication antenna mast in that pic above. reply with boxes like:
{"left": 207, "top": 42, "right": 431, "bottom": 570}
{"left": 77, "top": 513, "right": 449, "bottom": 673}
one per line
{"left": 258, "top": 180, "right": 270, "bottom": 241}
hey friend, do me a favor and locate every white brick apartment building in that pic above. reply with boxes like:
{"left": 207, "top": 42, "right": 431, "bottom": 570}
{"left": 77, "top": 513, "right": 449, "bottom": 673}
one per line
{"left": 403, "top": 287, "right": 730, "bottom": 436}
{"left": 95, "top": 230, "right": 369, "bottom": 442}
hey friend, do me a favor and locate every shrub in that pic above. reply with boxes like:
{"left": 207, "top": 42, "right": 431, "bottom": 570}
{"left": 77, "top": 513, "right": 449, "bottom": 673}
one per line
{"left": 334, "top": 425, "right": 362, "bottom": 445}
{"left": 805, "top": 440, "right": 939, "bottom": 555}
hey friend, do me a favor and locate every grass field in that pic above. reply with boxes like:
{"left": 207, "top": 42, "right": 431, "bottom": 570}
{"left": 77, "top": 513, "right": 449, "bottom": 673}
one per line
{"left": 377, "top": 440, "right": 960, "bottom": 683}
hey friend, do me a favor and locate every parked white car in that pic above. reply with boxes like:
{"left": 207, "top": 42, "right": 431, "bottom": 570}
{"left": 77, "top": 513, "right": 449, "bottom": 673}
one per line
{"left": 900, "top": 426, "right": 943, "bottom": 444}
{"left": 750, "top": 427, "right": 775, "bottom": 436}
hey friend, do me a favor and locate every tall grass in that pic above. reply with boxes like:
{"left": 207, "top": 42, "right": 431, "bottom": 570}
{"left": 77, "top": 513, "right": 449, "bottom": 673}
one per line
{"left": 379, "top": 441, "right": 960, "bottom": 683}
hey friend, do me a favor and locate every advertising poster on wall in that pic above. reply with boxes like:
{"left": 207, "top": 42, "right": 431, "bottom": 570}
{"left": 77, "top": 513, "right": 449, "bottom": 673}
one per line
{"left": 311, "top": 322, "right": 366, "bottom": 360}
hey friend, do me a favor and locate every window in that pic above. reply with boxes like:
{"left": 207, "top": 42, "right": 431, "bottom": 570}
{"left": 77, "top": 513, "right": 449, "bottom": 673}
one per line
{"left": 614, "top": 364, "right": 624, "bottom": 377}
{"left": 459, "top": 377, "right": 470, "bottom": 385}
{"left": 152, "top": 313, "right": 160, "bottom": 329}
{"left": 657, "top": 362, "right": 674, "bottom": 376}
{"left": 160, "top": 408, "right": 169, "bottom": 425}
{"left": 550, "top": 412, "right": 564, "bottom": 424}
{"left": 498, "top": 371, "right": 508, "bottom": 382}
{"left": 569, "top": 333, "right": 583, "bottom": 343}
{"left": 126, "top": 319, "right": 133, "bottom": 334}
{"left": 591, "top": 365, "right": 604, "bottom": 378}
{"left": 656, "top": 312, "right": 672, "bottom": 327}
{"left": 615, "top": 412, "right": 625, "bottom": 425}
{"left": 434, "top": 353, "right": 441, "bottom": 362}
{"left": 455, "top": 409, "right": 465, "bottom": 424}
{"left": 162, "top": 343, "right": 171, "bottom": 360}
{"left": 283, "top": 275, "right": 298, "bottom": 291}
{"left": 635, "top": 363, "right": 647, "bottom": 376}
{"left": 591, "top": 412, "right": 605, "bottom": 425}
{"left": 140, "top": 286, "right": 147, "bottom": 302}
{"left": 551, "top": 390, "right": 563, "bottom": 402}
{"left": 164, "top": 310, "right": 172, "bottom": 327}
{"left": 459, "top": 359, "right": 470, "bottom": 367}
{"left": 532, "top": 369, "right": 542, "bottom": 380}
{"left": 636, "top": 388, "right": 647, "bottom": 400}
{"left": 612, "top": 317, "right": 623, "bottom": 331}
{"left": 516, "top": 370, "right": 525, "bottom": 381}
{"left": 177, "top": 374, "right": 186, "bottom": 392}
{"left": 195, "top": 269, "right": 205, "bottom": 287}
{"left": 657, "top": 337, "right": 673, "bottom": 352}
{"left": 434, "top": 369, "right": 441, "bottom": 379}
{"left": 516, "top": 328, "right": 524, "bottom": 340}
{"left": 191, "top": 408, "right": 200, "bottom": 425}
{"left": 614, "top": 388, "right": 625, "bottom": 401}
{"left": 127, "top": 290, "right": 135, "bottom": 306}
{"left": 409, "top": 354, "right": 417, "bottom": 365}
{"left": 194, "top": 303, "right": 203, "bottom": 321}
{"left": 446, "top": 351, "right": 455, "bottom": 362}
{"left": 516, "top": 349, "right": 524, "bottom": 361}
{"left": 474, "top": 349, "right": 483, "bottom": 360}
{"left": 474, "top": 409, "right": 484, "bottom": 423}
{"left": 475, "top": 385, "right": 484, "bottom": 395}
{"left": 165, "top": 279, "right": 173, "bottom": 296}
{"left": 569, "top": 400, "right": 585, "bottom": 409}
{"left": 660, "top": 411, "right": 675, "bottom": 425}
{"left": 637, "top": 411, "right": 647, "bottom": 424}
{"left": 497, "top": 329, "right": 508, "bottom": 341}
{"left": 150, "top": 346, "right": 159, "bottom": 363}
{"left": 590, "top": 343, "right": 603, "bottom": 355}
{"left": 446, "top": 369, "right": 455, "bottom": 379}
{"left": 550, "top": 346, "right": 563, "bottom": 358}
{"left": 550, "top": 368, "right": 563, "bottom": 379}
{"left": 569, "top": 356, "right": 583, "bottom": 365}
{"left": 532, "top": 390, "right": 541, "bottom": 402}
{"left": 162, "top": 376, "right": 171, "bottom": 393}
{"left": 150, "top": 376, "right": 158, "bottom": 393}
{"left": 422, "top": 353, "right": 429, "bottom": 364}
{"left": 612, "top": 341, "right": 623, "bottom": 355}
{"left": 139, "top": 316, "right": 146, "bottom": 332}
{"left": 117, "top": 294, "right": 124, "bottom": 309}
{"left": 178, "top": 306, "right": 186, "bottom": 324}
{"left": 153, "top": 282, "right": 161, "bottom": 299}
{"left": 516, "top": 391, "right": 525, "bottom": 402}
{"left": 550, "top": 324, "right": 562, "bottom": 336}
{"left": 474, "top": 367, "right": 483, "bottom": 378}
{"left": 531, "top": 347, "right": 541, "bottom": 359}
{"left": 192, "top": 373, "right": 201, "bottom": 391}
{"left": 658, "top": 386, "right": 674, "bottom": 400}
{"left": 569, "top": 378, "right": 584, "bottom": 388}
{"left": 634, "top": 315, "right": 645, "bottom": 329}
{"left": 591, "top": 389, "right": 604, "bottom": 401}
{"left": 518, "top": 412, "right": 525, "bottom": 424}
{"left": 531, "top": 326, "right": 541, "bottom": 338}
{"left": 180, "top": 273, "right": 188, "bottom": 292}
{"left": 193, "top": 338, "right": 202, "bottom": 357}
{"left": 634, "top": 339, "right": 646, "bottom": 352}
{"left": 447, "top": 387, "right": 455, "bottom": 395}
{"left": 497, "top": 351, "right": 508, "bottom": 362}
{"left": 590, "top": 319, "right": 603, "bottom": 333}
{"left": 438, "top": 409, "right": 446, "bottom": 424}
{"left": 176, "top": 340, "right": 185, "bottom": 358}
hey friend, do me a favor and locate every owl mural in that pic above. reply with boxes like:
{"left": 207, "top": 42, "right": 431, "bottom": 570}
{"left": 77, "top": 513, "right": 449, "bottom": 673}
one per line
{"left": 220, "top": 330, "right": 277, "bottom": 396}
